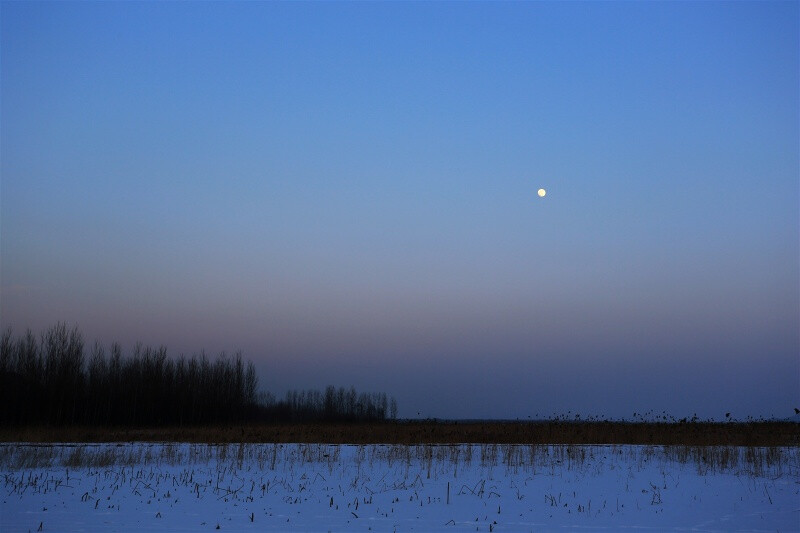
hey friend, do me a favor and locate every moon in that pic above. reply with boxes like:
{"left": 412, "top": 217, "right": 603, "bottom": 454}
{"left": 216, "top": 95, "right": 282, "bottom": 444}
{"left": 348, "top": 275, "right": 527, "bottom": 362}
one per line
{"left": 537, "top": 188, "right": 546, "bottom": 198}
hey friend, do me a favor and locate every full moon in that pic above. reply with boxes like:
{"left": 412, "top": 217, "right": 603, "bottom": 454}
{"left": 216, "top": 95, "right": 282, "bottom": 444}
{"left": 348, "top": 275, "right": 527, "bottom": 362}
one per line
{"left": 537, "top": 188, "right": 546, "bottom": 197}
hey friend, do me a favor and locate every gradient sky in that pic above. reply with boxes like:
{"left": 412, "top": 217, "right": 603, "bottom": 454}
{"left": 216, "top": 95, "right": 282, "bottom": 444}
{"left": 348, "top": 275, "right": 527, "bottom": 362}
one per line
{"left": 2, "top": 1, "right": 798, "bottom": 420}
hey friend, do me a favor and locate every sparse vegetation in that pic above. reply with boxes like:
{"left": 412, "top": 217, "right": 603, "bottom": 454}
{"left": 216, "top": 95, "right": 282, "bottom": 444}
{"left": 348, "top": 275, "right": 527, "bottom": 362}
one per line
{"left": 1, "top": 442, "right": 796, "bottom": 478}
{"left": 2, "top": 441, "right": 798, "bottom": 531}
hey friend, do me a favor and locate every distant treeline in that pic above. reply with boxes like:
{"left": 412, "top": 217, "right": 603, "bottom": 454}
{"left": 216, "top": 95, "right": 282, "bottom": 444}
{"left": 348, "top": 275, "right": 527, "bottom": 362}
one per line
{"left": 259, "top": 386, "right": 398, "bottom": 423}
{"left": 0, "top": 324, "right": 397, "bottom": 426}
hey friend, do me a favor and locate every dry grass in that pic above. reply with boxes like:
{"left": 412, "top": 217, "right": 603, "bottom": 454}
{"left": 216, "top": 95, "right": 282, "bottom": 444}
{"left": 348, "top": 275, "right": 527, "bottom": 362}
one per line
{"left": 2, "top": 442, "right": 796, "bottom": 480}
{"left": 1, "top": 421, "right": 798, "bottom": 446}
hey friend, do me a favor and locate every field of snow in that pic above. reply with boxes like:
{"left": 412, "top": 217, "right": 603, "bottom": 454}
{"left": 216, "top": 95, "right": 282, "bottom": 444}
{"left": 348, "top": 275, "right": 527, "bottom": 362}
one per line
{"left": 2, "top": 442, "right": 798, "bottom": 531}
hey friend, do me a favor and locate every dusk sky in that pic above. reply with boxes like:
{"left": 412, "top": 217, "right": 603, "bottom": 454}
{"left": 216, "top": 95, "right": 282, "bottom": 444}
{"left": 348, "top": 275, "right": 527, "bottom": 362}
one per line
{"left": 2, "top": 2, "right": 798, "bottom": 420}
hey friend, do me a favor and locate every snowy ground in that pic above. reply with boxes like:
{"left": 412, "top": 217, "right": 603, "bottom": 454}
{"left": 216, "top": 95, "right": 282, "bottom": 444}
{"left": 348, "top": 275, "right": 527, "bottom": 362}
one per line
{"left": 2, "top": 442, "right": 798, "bottom": 532}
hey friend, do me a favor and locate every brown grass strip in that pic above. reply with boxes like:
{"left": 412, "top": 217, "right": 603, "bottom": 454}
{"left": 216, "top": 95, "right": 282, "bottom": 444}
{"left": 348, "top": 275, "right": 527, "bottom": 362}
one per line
{"left": 1, "top": 421, "right": 798, "bottom": 446}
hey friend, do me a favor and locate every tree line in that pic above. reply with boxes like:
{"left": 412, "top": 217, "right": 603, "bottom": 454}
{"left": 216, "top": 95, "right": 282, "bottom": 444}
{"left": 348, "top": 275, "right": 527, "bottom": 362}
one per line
{"left": 259, "top": 386, "right": 397, "bottom": 423}
{"left": 0, "top": 324, "right": 397, "bottom": 426}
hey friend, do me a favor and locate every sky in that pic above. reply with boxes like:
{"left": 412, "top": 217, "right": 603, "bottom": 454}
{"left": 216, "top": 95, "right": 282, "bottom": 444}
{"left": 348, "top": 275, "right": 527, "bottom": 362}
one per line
{"left": 2, "top": 1, "right": 798, "bottom": 420}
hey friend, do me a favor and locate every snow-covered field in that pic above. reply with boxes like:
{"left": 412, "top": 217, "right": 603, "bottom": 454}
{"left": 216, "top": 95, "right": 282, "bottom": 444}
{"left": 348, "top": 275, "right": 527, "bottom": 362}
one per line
{"left": 2, "top": 442, "right": 798, "bottom": 532}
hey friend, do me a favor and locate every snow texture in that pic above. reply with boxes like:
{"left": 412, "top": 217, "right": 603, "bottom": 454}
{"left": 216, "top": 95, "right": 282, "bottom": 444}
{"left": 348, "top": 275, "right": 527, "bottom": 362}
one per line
{"left": 2, "top": 443, "right": 798, "bottom": 532}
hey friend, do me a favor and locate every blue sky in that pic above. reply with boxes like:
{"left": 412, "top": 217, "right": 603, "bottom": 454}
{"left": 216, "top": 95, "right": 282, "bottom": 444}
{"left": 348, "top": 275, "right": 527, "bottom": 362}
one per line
{"left": 2, "top": 1, "right": 798, "bottom": 419}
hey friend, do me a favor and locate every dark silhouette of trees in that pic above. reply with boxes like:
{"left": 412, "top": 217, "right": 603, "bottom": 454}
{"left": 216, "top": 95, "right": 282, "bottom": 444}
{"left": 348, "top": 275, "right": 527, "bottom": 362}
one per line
{"left": 256, "top": 385, "right": 393, "bottom": 423}
{"left": 0, "top": 324, "right": 398, "bottom": 426}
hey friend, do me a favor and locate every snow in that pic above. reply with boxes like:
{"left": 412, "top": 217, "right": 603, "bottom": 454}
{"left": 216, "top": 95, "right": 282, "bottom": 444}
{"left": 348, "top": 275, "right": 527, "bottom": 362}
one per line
{"left": 2, "top": 443, "right": 798, "bottom": 532}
